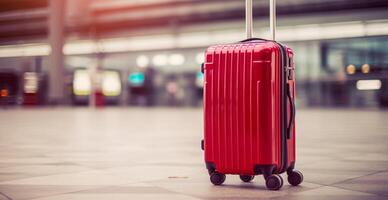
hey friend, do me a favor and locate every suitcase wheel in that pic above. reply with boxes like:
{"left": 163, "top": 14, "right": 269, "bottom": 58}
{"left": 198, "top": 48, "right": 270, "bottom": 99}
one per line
{"left": 239, "top": 175, "right": 254, "bottom": 183}
{"left": 210, "top": 172, "right": 226, "bottom": 186}
{"left": 265, "top": 174, "right": 283, "bottom": 190}
{"left": 287, "top": 170, "right": 303, "bottom": 186}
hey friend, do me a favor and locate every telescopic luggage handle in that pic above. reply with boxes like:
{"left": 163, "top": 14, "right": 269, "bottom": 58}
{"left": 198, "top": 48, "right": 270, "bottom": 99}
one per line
{"left": 246, "top": 0, "right": 276, "bottom": 40}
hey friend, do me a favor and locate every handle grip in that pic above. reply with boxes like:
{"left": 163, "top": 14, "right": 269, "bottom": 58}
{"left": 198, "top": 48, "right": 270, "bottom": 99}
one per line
{"left": 240, "top": 38, "right": 269, "bottom": 43}
{"left": 286, "top": 83, "right": 295, "bottom": 139}
{"left": 245, "top": 0, "right": 276, "bottom": 40}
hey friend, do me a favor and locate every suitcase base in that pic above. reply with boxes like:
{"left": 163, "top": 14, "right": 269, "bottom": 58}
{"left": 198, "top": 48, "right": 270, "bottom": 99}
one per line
{"left": 206, "top": 161, "right": 303, "bottom": 190}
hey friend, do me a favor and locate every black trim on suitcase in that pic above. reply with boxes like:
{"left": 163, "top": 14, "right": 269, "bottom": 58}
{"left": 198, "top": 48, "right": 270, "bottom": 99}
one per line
{"left": 287, "top": 161, "right": 296, "bottom": 175}
{"left": 275, "top": 42, "right": 289, "bottom": 174}
{"left": 253, "top": 164, "right": 276, "bottom": 179}
{"left": 206, "top": 162, "right": 216, "bottom": 175}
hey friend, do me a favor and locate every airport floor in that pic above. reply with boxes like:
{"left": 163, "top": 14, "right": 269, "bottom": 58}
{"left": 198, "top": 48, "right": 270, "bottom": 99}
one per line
{"left": 0, "top": 107, "right": 387, "bottom": 200}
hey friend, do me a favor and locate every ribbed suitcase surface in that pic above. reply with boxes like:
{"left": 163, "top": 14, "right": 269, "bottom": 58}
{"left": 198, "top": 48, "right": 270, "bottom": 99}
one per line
{"left": 203, "top": 41, "right": 296, "bottom": 175}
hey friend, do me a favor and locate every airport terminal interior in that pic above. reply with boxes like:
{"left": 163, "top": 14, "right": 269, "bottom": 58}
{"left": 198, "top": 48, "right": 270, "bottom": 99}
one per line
{"left": 1, "top": 0, "right": 388, "bottom": 199}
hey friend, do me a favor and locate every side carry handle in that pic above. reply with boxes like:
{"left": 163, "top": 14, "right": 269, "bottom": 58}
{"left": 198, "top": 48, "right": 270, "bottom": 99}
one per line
{"left": 286, "top": 83, "right": 295, "bottom": 139}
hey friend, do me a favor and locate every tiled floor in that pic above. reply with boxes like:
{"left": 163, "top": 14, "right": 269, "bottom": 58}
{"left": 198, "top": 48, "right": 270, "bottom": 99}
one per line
{"left": 0, "top": 107, "right": 387, "bottom": 200}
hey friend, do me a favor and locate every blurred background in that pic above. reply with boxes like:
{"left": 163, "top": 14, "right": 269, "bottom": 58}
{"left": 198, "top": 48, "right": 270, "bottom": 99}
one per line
{"left": 0, "top": 0, "right": 388, "bottom": 108}
{"left": 1, "top": 1, "right": 388, "bottom": 199}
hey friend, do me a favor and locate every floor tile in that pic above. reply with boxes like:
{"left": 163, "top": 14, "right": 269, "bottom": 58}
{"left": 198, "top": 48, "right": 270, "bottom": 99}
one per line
{"left": 0, "top": 170, "right": 131, "bottom": 186}
{"left": 0, "top": 185, "right": 98, "bottom": 200}
{"left": 334, "top": 171, "right": 388, "bottom": 196}
{"left": 272, "top": 186, "right": 385, "bottom": 200}
{"left": 33, "top": 193, "right": 201, "bottom": 200}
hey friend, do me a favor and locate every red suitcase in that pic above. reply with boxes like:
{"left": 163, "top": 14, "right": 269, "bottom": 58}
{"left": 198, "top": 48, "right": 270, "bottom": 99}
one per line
{"left": 201, "top": 0, "right": 303, "bottom": 190}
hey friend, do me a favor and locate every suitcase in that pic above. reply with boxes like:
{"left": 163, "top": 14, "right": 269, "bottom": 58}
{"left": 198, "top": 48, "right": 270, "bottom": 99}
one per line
{"left": 201, "top": 0, "right": 303, "bottom": 190}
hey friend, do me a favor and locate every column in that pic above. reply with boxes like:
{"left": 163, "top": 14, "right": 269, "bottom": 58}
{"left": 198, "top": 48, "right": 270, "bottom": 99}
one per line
{"left": 48, "top": 0, "right": 66, "bottom": 104}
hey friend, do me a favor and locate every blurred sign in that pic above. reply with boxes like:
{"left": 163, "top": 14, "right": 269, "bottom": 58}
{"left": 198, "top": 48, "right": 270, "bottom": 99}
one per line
{"left": 0, "top": 89, "right": 8, "bottom": 97}
{"left": 128, "top": 72, "right": 145, "bottom": 87}
{"left": 102, "top": 71, "right": 122, "bottom": 97}
{"left": 195, "top": 72, "right": 204, "bottom": 88}
{"left": 73, "top": 69, "right": 91, "bottom": 96}
{"left": 23, "top": 72, "right": 39, "bottom": 94}
{"left": 356, "top": 80, "right": 382, "bottom": 91}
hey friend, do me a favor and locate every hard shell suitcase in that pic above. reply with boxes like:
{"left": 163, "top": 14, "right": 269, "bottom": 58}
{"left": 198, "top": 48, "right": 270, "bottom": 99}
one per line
{"left": 202, "top": 0, "right": 303, "bottom": 190}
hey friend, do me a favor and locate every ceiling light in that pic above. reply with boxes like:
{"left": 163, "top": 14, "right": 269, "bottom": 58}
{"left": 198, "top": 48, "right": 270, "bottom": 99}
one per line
{"left": 196, "top": 52, "right": 205, "bottom": 64}
{"left": 136, "top": 55, "right": 149, "bottom": 68}
{"left": 346, "top": 64, "right": 356, "bottom": 75}
{"left": 361, "top": 64, "right": 370, "bottom": 74}
{"left": 152, "top": 54, "right": 168, "bottom": 66}
{"left": 168, "top": 54, "right": 185, "bottom": 66}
